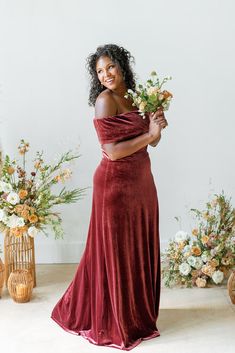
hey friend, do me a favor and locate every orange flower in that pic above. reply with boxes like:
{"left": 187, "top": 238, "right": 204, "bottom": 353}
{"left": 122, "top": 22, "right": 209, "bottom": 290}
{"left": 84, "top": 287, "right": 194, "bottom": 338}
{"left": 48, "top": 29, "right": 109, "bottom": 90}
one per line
{"left": 191, "top": 246, "right": 202, "bottom": 256}
{"left": 28, "top": 214, "right": 38, "bottom": 223}
{"left": 10, "top": 226, "right": 28, "bottom": 237}
{"left": 7, "top": 166, "right": 15, "bottom": 175}
{"left": 18, "top": 189, "right": 28, "bottom": 199}
{"left": 54, "top": 175, "right": 61, "bottom": 182}
{"left": 163, "top": 90, "right": 173, "bottom": 99}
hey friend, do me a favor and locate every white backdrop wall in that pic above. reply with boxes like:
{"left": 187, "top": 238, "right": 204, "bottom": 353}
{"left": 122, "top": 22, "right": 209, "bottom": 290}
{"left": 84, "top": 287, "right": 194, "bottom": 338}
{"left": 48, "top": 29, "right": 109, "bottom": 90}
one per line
{"left": 0, "top": 0, "right": 234, "bottom": 263}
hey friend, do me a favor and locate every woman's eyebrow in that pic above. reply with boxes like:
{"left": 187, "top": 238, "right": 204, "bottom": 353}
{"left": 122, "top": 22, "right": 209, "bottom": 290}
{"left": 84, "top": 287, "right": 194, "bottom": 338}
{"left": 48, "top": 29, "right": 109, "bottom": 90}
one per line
{"left": 96, "top": 63, "right": 114, "bottom": 71}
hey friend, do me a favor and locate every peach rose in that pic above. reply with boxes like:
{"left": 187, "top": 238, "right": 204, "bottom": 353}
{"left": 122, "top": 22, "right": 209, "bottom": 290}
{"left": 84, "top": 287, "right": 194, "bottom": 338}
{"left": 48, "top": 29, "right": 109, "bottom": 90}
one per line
{"left": 202, "top": 265, "right": 215, "bottom": 277}
{"left": 196, "top": 277, "right": 207, "bottom": 288}
{"left": 18, "top": 189, "right": 28, "bottom": 199}
{"left": 28, "top": 214, "right": 38, "bottom": 223}
{"left": 191, "top": 246, "right": 202, "bottom": 256}
{"left": 208, "top": 258, "right": 219, "bottom": 268}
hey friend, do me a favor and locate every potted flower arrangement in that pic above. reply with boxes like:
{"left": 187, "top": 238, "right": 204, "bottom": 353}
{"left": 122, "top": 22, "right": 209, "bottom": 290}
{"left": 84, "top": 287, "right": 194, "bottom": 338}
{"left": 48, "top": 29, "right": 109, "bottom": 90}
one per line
{"left": 161, "top": 192, "right": 235, "bottom": 288}
{"left": 0, "top": 140, "right": 87, "bottom": 286}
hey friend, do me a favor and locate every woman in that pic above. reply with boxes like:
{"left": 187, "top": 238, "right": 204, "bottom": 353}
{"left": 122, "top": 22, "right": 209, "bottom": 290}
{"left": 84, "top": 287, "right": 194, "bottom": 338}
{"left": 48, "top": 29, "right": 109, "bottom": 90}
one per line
{"left": 51, "top": 44, "right": 168, "bottom": 350}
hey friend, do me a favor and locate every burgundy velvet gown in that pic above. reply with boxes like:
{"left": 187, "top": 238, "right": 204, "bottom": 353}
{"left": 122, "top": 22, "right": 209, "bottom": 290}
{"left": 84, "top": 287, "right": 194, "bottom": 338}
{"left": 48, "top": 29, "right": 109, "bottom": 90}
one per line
{"left": 51, "top": 110, "right": 161, "bottom": 350}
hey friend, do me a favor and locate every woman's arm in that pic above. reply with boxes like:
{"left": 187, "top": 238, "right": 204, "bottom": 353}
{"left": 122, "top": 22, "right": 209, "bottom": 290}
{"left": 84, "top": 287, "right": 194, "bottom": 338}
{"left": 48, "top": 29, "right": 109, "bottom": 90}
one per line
{"left": 149, "top": 134, "right": 161, "bottom": 147}
{"left": 95, "top": 92, "right": 156, "bottom": 161}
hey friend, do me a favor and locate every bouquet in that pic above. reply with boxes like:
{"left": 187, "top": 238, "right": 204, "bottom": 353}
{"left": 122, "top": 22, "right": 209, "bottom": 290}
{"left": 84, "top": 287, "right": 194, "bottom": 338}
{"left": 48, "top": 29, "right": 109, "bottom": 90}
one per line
{"left": 161, "top": 192, "right": 235, "bottom": 288}
{"left": 124, "top": 71, "right": 173, "bottom": 118}
{"left": 0, "top": 140, "right": 87, "bottom": 239}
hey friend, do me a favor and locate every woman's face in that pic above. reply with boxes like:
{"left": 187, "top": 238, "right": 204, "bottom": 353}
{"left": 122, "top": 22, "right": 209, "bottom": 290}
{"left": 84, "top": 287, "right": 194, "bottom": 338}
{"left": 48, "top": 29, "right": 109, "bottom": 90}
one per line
{"left": 96, "top": 56, "right": 125, "bottom": 91}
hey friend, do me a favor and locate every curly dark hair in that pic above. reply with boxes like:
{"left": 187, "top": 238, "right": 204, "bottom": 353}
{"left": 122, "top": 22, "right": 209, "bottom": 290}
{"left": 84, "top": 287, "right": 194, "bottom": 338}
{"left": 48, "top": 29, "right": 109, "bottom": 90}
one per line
{"left": 86, "top": 44, "right": 136, "bottom": 106}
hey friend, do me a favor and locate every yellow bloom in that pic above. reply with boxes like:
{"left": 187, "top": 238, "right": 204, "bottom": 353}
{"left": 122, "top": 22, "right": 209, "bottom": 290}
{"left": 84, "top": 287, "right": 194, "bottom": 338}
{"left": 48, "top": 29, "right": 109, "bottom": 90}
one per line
{"left": 139, "top": 101, "right": 147, "bottom": 112}
{"left": 28, "top": 214, "right": 38, "bottom": 223}
{"left": 7, "top": 166, "right": 15, "bottom": 175}
{"left": 34, "top": 161, "right": 41, "bottom": 169}
{"left": 18, "top": 189, "right": 28, "bottom": 199}
{"left": 201, "top": 235, "right": 209, "bottom": 244}
{"left": 192, "top": 228, "right": 199, "bottom": 236}
{"left": 191, "top": 246, "right": 202, "bottom": 256}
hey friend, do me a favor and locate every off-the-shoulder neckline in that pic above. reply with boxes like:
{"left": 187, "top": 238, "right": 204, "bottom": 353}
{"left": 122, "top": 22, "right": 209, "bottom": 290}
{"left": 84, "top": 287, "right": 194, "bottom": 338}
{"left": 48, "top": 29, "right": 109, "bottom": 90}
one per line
{"left": 93, "top": 109, "right": 140, "bottom": 120}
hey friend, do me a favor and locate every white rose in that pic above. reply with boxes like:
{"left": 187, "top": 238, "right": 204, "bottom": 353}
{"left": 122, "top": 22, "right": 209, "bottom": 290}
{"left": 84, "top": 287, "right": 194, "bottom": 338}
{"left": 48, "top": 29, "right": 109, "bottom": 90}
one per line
{"left": 187, "top": 256, "right": 196, "bottom": 267}
{"left": 0, "top": 181, "right": 13, "bottom": 193}
{"left": 28, "top": 226, "right": 39, "bottom": 238}
{"left": 179, "top": 262, "right": 191, "bottom": 276}
{"left": 201, "top": 251, "right": 211, "bottom": 263}
{"left": 212, "top": 270, "right": 224, "bottom": 284}
{"left": 194, "top": 257, "right": 203, "bottom": 269}
{"left": 6, "top": 214, "right": 25, "bottom": 228}
{"left": 6, "top": 192, "right": 20, "bottom": 205}
{"left": 174, "top": 230, "right": 189, "bottom": 243}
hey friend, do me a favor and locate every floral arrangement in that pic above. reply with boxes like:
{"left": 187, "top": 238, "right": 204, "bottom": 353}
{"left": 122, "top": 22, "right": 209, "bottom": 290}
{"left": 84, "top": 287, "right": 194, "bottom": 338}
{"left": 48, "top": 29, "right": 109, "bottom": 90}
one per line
{"left": 124, "top": 71, "right": 173, "bottom": 118}
{"left": 161, "top": 192, "right": 235, "bottom": 288}
{"left": 0, "top": 140, "right": 87, "bottom": 239}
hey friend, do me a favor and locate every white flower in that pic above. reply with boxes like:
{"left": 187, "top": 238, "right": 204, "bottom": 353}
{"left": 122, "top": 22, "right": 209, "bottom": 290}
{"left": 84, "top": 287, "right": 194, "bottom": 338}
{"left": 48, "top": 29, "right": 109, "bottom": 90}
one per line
{"left": 179, "top": 262, "right": 191, "bottom": 276}
{"left": 194, "top": 257, "right": 203, "bottom": 269}
{"left": 201, "top": 251, "right": 211, "bottom": 263}
{"left": 212, "top": 270, "right": 224, "bottom": 284}
{"left": 0, "top": 181, "right": 13, "bottom": 193}
{"left": 174, "top": 230, "right": 189, "bottom": 243}
{"left": 187, "top": 256, "right": 196, "bottom": 267}
{"left": 28, "top": 226, "right": 39, "bottom": 238}
{"left": 6, "top": 192, "right": 20, "bottom": 205}
{"left": 187, "top": 256, "right": 203, "bottom": 269}
{"left": 6, "top": 214, "right": 25, "bottom": 228}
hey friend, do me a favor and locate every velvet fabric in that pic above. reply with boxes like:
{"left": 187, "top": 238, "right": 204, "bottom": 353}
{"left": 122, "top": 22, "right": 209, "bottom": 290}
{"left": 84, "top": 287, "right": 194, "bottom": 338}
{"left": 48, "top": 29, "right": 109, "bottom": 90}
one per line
{"left": 51, "top": 110, "right": 161, "bottom": 350}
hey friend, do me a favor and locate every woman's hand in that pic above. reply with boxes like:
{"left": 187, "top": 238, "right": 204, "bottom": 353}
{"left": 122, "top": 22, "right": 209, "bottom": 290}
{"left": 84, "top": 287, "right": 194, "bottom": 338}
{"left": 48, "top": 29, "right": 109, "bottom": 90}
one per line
{"left": 148, "top": 108, "right": 168, "bottom": 142}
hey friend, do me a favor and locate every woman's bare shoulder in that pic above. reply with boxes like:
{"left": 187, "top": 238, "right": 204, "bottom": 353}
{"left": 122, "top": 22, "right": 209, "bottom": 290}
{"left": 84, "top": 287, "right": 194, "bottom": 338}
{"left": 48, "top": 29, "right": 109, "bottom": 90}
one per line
{"left": 95, "top": 90, "right": 118, "bottom": 119}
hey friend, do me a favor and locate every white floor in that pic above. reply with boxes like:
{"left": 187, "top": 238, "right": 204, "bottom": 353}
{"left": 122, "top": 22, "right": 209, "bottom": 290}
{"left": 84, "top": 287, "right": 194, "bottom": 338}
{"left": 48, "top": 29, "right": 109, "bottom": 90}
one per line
{"left": 0, "top": 264, "right": 234, "bottom": 353}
